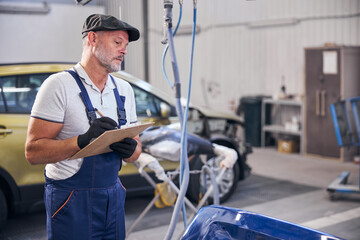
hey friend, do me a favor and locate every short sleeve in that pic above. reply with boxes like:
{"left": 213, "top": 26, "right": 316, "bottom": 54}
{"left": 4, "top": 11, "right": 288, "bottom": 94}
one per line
{"left": 128, "top": 85, "right": 137, "bottom": 124}
{"left": 31, "top": 73, "right": 67, "bottom": 123}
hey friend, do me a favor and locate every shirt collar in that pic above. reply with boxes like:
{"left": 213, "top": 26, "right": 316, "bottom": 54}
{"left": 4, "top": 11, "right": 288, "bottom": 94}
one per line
{"left": 73, "top": 63, "right": 115, "bottom": 94}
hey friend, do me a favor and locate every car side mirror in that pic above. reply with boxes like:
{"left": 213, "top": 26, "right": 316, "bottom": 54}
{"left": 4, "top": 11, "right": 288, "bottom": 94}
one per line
{"left": 160, "top": 102, "right": 171, "bottom": 118}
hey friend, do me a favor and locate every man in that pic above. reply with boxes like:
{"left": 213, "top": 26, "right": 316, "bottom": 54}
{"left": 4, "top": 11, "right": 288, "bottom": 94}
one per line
{"left": 25, "top": 14, "right": 141, "bottom": 240}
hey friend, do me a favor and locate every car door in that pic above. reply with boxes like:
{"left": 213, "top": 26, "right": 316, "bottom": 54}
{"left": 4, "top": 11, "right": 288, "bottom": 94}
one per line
{"left": 0, "top": 73, "right": 50, "bottom": 187}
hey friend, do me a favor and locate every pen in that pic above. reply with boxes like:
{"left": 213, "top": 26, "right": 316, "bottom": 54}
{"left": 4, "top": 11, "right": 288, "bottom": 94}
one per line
{"left": 95, "top": 108, "right": 105, "bottom": 117}
{"left": 95, "top": 108, "right": 120, "bottom": 129}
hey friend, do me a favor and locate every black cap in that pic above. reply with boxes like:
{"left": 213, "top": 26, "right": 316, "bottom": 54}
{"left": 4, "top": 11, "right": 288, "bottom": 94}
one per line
{"left": 82, "top": 14, "right": 140, "bottom": 42}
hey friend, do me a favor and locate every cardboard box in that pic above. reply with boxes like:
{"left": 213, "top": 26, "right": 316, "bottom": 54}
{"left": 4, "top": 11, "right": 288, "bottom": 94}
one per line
{"left": 278, "top": 139, "right": 299, "bottom": 154}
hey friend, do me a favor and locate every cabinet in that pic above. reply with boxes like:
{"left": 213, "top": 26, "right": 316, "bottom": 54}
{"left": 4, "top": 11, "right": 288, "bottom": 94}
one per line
{"left": 305, "top": 46, "right": 360, "bottom": 161}
{"left": 261, "top": 99, "right": 304, "bottom": 154}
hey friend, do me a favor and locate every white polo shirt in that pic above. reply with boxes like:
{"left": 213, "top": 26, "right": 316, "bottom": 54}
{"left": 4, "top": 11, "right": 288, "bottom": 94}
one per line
{"left": 31, "top": 63, "right": 137, "bottom": 180}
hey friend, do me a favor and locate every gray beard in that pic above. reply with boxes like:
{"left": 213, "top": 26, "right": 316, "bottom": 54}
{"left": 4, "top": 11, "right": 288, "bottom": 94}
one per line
{"left": 95, "top": 49, "right": 120, "bottom": 73}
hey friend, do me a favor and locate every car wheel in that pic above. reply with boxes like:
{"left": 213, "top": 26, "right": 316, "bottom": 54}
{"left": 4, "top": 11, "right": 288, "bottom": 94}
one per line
{"left": 187, "top": 153, "right": 240, "bottom": 204}
{"left": 0, "top": 188, "right": 7, "bottom": 230}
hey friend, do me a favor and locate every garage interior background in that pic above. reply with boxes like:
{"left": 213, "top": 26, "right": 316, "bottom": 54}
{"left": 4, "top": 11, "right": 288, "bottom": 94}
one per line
{"left": 0, "top": 0, "right": 360, "bottom": 113}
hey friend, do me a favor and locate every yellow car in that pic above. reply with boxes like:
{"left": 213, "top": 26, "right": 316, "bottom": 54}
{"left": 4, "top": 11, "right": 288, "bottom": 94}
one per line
{"left": 0, "top": 63, "right": 251, "bottom": 228}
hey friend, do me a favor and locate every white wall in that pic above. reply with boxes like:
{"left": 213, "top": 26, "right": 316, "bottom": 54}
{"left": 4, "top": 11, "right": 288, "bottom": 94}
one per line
{"left": 0, "top": 0, "right": 145, "bottom": 79}
{"left": 0, "top": 2, "right": 104, "bottom": 63}
{"left": 147, "top": 0, "right": 360, "bottom": 113}
{"left": 1, "top": 0, "right": 360, "bottom": 115}
{"left": 107, "top": 0, "right": 146, "bottom": 81}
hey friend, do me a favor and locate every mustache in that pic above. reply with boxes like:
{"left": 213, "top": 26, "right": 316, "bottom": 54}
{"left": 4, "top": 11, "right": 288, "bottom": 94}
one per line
{"left": 115, "top": 56, "right": 123, "bottom": 61}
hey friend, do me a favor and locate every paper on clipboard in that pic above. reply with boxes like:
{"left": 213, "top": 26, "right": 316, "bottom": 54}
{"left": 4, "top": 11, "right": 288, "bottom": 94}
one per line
{"left": 70, "top": 122, "right": 154, "bottom": 160}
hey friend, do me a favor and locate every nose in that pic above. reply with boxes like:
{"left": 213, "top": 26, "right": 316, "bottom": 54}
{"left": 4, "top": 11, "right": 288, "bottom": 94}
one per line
{"left": 120, "top": 45, "right": 127, "bottom": 56}
{"left": 121, "top": 49, "right": 127, "bottom": 55}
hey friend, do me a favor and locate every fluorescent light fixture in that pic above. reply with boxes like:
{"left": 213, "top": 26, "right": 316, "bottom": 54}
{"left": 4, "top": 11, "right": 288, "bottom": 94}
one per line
{"left": 247, "top": 18, "right": 299, "bottom": 28}
{"left": 0, "top": 2, "right": 50, "bottom": 15}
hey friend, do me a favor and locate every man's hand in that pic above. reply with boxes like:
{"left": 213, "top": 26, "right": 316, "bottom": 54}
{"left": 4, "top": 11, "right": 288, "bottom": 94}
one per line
{"left": 77, "top": 117, "right": 117, "bottom": 149}
{"left": 110, "top": 138, "right": 138, "bottom": 159}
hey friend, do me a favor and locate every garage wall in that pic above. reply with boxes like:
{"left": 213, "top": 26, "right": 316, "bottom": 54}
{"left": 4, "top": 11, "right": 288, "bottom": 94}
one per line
{"left": 0, "top": 2, "right": 104, "bottom": 64}
{"left": 1, "top": 0, "right": 360, "bottom": 115}
{"left": 105, "top": 0, "right": 146, "bottom": 81}
{"left": 146, "top": 0, "right": 360, "bottom": 113}
{"left": 0, "top": 0, "right": 145, "bottom": 79}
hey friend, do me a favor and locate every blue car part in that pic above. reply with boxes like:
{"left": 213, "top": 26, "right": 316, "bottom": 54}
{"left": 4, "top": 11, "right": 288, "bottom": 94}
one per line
{"left": 182, "top": 205, "right": 344, "bottom": 240}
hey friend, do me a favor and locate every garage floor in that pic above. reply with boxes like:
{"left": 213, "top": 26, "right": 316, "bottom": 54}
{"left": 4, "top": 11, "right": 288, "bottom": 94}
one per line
{"left": 1, "top": 148, "right": 360, "bottom": 240}
{"left": 127, "top": 148, "right": 360, "bottom": 240}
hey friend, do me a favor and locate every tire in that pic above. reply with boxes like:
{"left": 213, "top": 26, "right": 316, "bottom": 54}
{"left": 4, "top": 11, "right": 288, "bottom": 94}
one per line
{"left": 187, "top": 153, "right": 240, "bottom": 204}
{"left": 0, "top": 188, "right": 8, "bottom": 231}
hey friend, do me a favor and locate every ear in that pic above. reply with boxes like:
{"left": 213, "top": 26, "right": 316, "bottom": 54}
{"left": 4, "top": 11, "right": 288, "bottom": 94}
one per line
{"left": 87, "top": 31, "right": 97, "bottom": 46}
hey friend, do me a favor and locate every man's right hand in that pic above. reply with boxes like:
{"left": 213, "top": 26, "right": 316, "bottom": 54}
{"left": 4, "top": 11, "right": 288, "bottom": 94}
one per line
{"left": 77, "top": 117, "right": 117, "bottom": 149}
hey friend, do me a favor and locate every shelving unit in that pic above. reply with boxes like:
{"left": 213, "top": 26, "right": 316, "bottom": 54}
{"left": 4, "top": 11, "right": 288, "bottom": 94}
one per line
{"left": 261, "top": 98, "right": 304, "bottom": 154}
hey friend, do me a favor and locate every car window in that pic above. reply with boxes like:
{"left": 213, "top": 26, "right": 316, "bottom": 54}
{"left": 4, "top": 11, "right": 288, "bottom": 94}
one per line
{"left": 0, "top": 81, "right": 6, "bottom": 113}
{"left": 0, "top": 73, "right": 50, "bottom": 113}
{"left": 132, "top": 85, "right": 161, "bottom": 117}
{"left": 131, "top": 84, "right": 177, "bottom": 118}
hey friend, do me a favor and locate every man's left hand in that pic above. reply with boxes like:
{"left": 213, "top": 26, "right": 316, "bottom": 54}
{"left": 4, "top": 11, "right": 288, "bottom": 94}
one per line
{"left": 110, "top": 137, "right": 138, "bottom": 159}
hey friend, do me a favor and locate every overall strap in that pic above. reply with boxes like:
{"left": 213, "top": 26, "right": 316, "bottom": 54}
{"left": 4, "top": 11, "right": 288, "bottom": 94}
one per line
{"left": 66, "top": 70, "right": 127, "bottom": 128}
{"left": 110, "top": 75, "right": 127, "bottom": 127}
{"left": 66, "top": 70, "right": 96, "bottom": 126}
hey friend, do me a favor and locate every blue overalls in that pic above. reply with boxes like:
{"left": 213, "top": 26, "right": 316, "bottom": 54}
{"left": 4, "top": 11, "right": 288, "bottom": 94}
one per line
{"left": 44, "top": 70, "right": 128, "bottom": 240}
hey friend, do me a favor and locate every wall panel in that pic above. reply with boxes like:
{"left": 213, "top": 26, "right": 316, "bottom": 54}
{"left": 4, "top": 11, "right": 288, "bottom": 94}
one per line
{"left": 0, "top": 3, "right": 104, "bottom": 63}
{"left": 146, "top": 0, "right": 360, "bottom": 113}
{"left": 1, "top": 0, "right": 359, "bottom": 115}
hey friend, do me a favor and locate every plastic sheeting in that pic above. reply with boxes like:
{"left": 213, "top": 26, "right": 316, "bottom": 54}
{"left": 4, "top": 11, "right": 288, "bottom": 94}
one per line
{"left": 212, "top": 143, "right": 237, "bottom": 169}
{"left": 140, "top": 126, "right": 214, "bottom": 161}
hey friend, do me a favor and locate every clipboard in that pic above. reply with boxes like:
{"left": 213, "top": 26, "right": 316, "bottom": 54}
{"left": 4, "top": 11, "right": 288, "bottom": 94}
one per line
{"left": 70, "top": 122, "right": 154, "bottom": 160}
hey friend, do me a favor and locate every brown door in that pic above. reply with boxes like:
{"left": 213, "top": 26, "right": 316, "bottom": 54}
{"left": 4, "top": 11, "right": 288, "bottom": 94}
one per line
{"left": 305, "top": 48, "right": 341, "bottom": 158}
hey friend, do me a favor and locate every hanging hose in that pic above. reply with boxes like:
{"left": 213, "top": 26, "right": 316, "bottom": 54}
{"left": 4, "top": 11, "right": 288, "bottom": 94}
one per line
{"left": 178, "top": 1, "right": 197, "bottom": 228}
{"left": 162, "top": 0, "right": 197, "bottom": 239}
{"left": 161, "top": 2, "right": 188, "bottom": 239}
{"left": 162, "top": 2, "right": 183, "bottom": 88}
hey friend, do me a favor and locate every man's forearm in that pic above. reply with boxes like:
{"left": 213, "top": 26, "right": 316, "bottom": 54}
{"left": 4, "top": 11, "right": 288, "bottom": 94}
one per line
{"left": 25, "top": 137, "right": 80, "bottom": 165}
{"left": 123, "top": 138, "right": 142, "bottom": 163}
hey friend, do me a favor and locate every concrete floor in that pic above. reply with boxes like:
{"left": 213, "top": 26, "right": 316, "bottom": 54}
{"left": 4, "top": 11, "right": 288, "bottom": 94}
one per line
{"left": 1, "top": 147, "right": 359, "bottom": 239}
{"left": 127, "top": 148, "right": 360, "bottom": 240}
